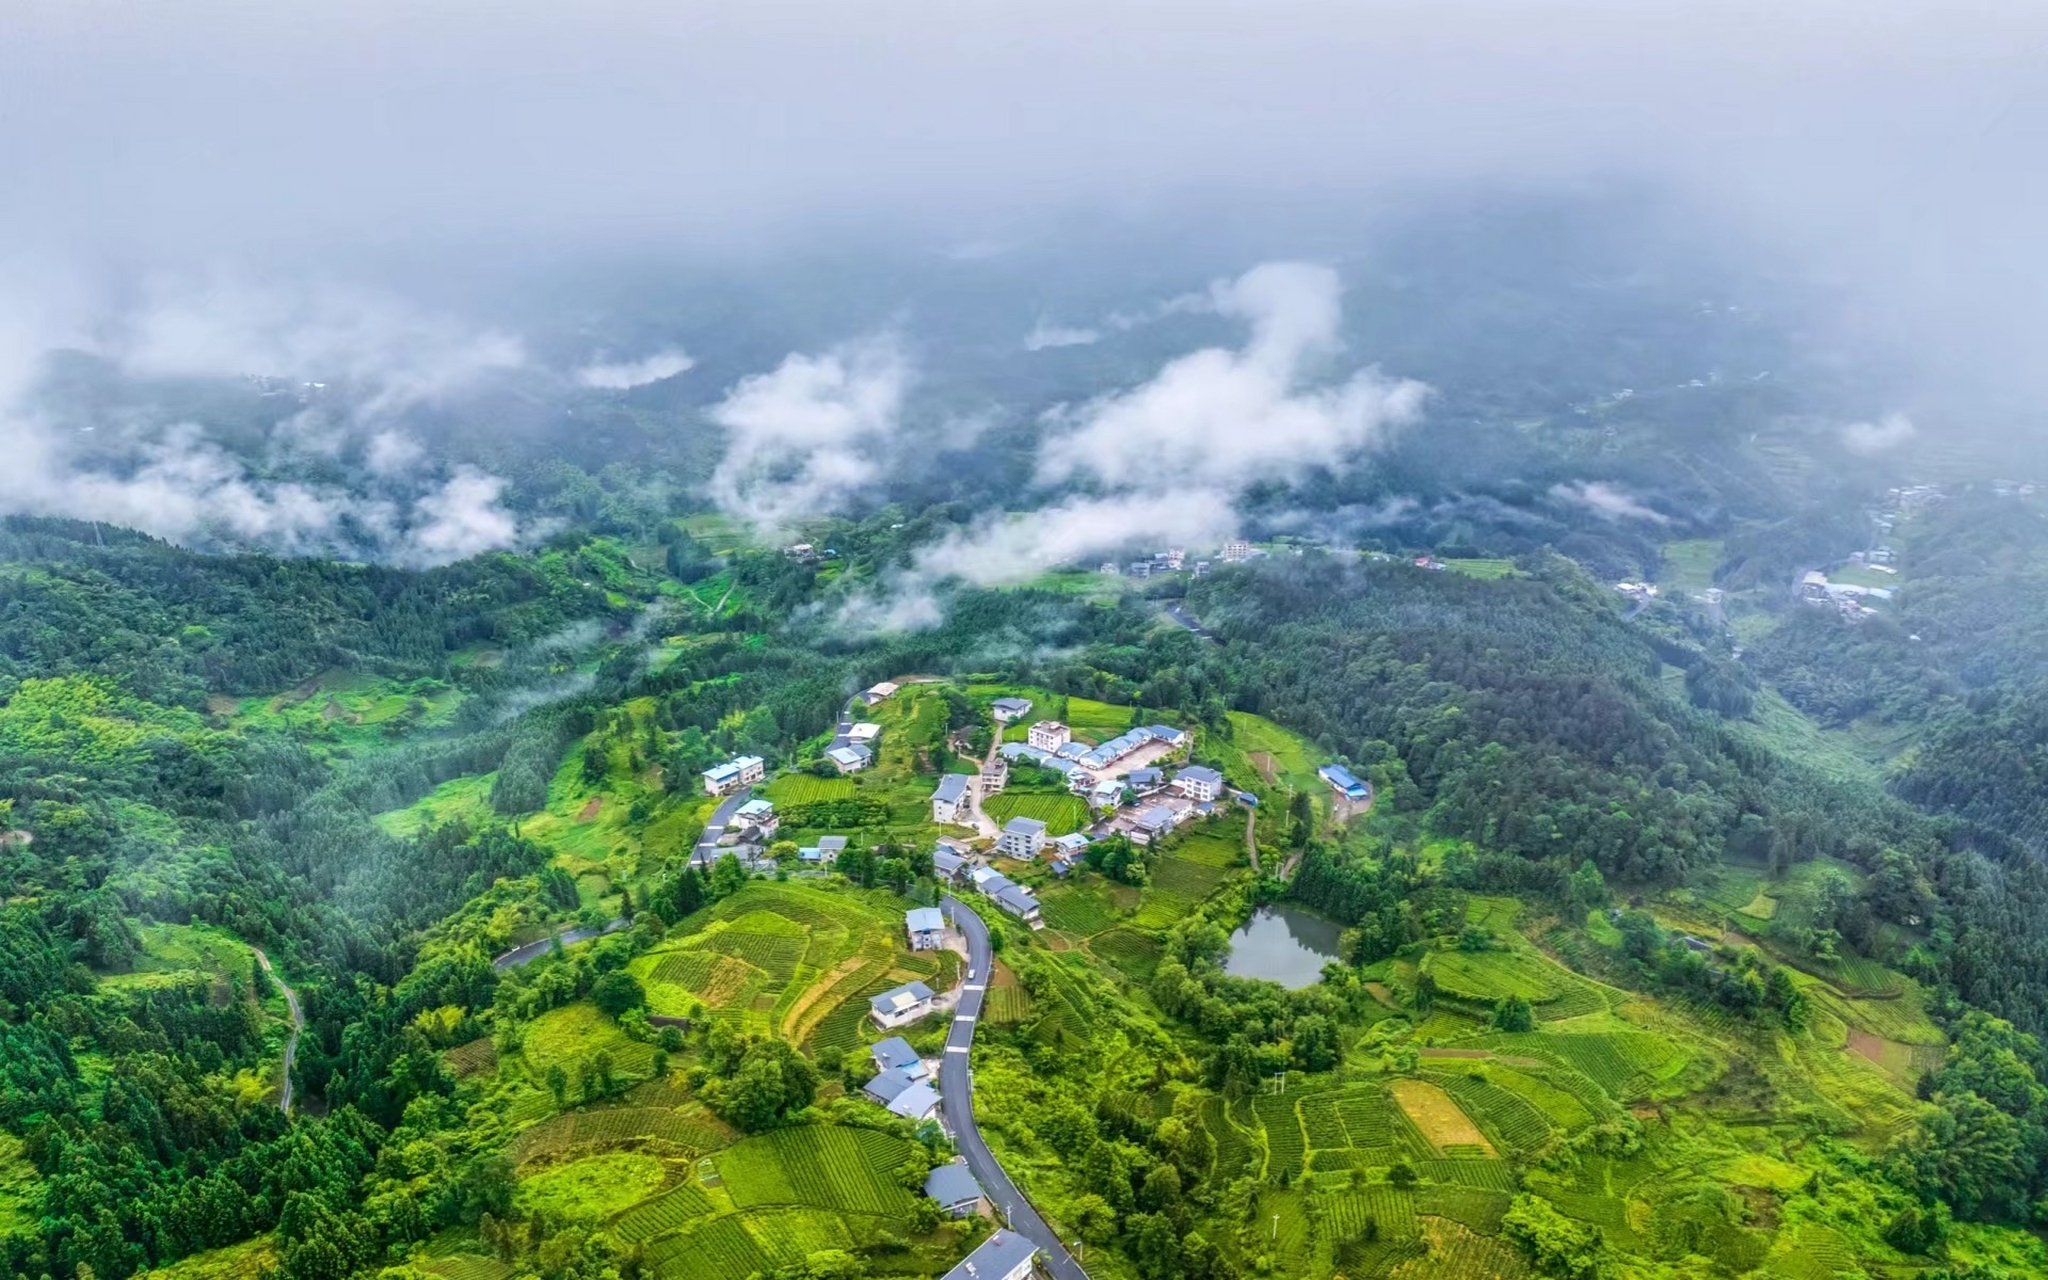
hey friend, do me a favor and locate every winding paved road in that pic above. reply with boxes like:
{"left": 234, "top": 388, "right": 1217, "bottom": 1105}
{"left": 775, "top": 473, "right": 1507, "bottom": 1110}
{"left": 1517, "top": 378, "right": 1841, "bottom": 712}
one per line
{"left": 1163, "top": 600, "right": 1216, "bottom": 642}
{"left": 940, "top": 895, "right": 1090, "bottom": 1280}
{"left": 491, "top": 916, "right": 630, "bottom": 970}
{"left": 252, "top": 947, "right": 303, "bottom": 1116}
{"left": 690, "top": 785, "right": 758, "bottom": 868}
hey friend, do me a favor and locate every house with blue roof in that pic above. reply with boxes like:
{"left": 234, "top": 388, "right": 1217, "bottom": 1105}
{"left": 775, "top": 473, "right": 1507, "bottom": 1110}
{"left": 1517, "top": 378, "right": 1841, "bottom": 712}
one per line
{"left": 1319, "top": 763, "right": 1371, "bottom": 801}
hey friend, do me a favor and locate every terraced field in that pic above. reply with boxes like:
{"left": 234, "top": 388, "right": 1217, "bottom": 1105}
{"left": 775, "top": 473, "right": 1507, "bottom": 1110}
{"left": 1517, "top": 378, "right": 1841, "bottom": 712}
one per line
{"left": 985, "top": 791, "right": 1088, "bottom": 835}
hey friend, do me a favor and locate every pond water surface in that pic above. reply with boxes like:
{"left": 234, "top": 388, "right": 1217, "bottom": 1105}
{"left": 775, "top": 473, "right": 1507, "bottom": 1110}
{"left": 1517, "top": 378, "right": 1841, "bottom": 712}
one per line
{"left": 1222, "top": 904, "right": 1344, "bottom": 988}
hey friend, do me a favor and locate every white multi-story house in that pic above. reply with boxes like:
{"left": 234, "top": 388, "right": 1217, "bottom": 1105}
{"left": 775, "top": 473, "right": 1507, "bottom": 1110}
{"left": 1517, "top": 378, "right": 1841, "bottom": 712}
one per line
{"left": 997, "top": 816, "right": 1047, "bottom": 860}
{"left": 1175, "top": 765, "right": 1224, "bottom": 803}
{"left": 1222, "top": 539, "right": 1252, "bottom": 563}
{"left": 931, "top": 773, "right": 971, "bottom": 824}
{"left": 702, "top": 754, "right": 766, "bottom": 796}
{"left": 1027, "top": 720, "right": 1071, "bottom": 752}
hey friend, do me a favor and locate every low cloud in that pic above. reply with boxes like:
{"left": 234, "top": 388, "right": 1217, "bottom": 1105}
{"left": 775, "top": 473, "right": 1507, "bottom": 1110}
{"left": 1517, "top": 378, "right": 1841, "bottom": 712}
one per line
{"left": 1839, "top": 412, "right": 1916, "bottom": 456}
{"left": 1549, "top": 480, "right": 1671, "bottom": 524}
{"left": 0, "top": 418, "right": 528, "bottom": 566}
{"left": 705, "top": 338, "right": 910, "bottom": 534}
{"left": 575, "top": 349, "right": 695, "bottom": 389}
{"left": 1039, "top": 263, "right": 1426, "bottom": 495}
{"left": 834, "top": 262, "right": 1429, "bottom": 631}
{"left": 1023, "top": 322, "right": 1101, "bottom": 351}
{"left": 109, "top": 274, "right": 525, "bottom": 419}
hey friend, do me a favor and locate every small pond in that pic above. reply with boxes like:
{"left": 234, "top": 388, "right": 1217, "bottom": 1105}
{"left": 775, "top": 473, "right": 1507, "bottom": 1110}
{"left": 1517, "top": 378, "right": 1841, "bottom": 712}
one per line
{"left": 1221, "top": 904, "right": 1344, "bottom": 988}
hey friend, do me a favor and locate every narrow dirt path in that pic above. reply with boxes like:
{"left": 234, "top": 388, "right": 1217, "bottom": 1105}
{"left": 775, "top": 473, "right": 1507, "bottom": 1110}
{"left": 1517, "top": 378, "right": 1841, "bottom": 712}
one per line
{"left": 1245, "top": 807, "right": 1262, "bottom": 875}
{"left": 252, "top": 947, "right": 303, "bottom": 1116}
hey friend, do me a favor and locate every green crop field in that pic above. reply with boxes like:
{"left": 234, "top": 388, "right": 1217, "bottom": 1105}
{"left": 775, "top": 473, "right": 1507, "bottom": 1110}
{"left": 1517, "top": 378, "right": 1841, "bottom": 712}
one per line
{"left": 1037, "top": 883, "right": 1124, "bottom": 935}
{"left": 763, "top": 774, "right": 858, "bottom": 806}
{"left": 515, "top": 1151, "right": 669, "bottom": 1219}
{"left": 717, "top": 1127, "right": 915, "bottom": 1216}
{"left": 1091, "top": 928, "right": 1163, "bottom": 982}
{"left": 1064, "top": 696, "right": 1141, "bottom": 740}
{"left": 1443, "top": 558, "right": 1516, "bottom": 580}
{"left": 984, "top": 791, "right": 1088, "bottom": 835}
{"left": 1422, "top": 948, "right": 1562, "bottom": 1003}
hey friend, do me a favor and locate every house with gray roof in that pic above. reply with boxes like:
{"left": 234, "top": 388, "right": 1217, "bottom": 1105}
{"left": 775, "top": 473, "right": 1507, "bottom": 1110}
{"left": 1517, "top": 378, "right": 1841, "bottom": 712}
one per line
{"left": 870, "top": 1036, "right": 928, "bottom": 1079}
{"left": 905, "top": 906, "right": 947, "bottom": 949}
{"left": 932, "top": 848, "right": 970, "bottom": 882}
{"left": 1175, "top": 765, "right": 1224, "bottom": 802}
{"left": 990, "top": 696, "right": 1033, "bottom": 723}
{"left": 828, "top": 744, "right": 873, "bottom": 774}
{"left": 863, "top": 1068, "right": 915, "bottom": 1105}
{"left": 869, "top": 980, "right": 936, "bottom": 1029}
{"left": 940, "top": 1230, "right": 1038, "bottom": 1280}
{"left": 924, "top": 1161, "right": 984, "bottom": 1217}
{"left": 995, "top": 884, "right": 1042, "bottom": 926}
{"left": 1130, "top": 805, "right": 1181, "bottom": 844}
{"left": 886, "top": 1080, "right": 941, "bottom": 1121}
{"left": 931, "top": 772, "right": 973, "bottom": 824}
{"left": 997, "top": 816, "right": 1047, "bottom": 860}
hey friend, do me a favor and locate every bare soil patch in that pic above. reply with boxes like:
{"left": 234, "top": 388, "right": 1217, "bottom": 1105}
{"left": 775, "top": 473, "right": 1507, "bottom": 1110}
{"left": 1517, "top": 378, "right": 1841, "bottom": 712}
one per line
{"left": 1389, "top": 1078, "right": 1496, "bottom": 1156}
{"left": 1248, "top": 751, "right": 1279, "bottom": 785}
{"left": 1845, "top": 1028, "right": 1888, "bottom": 1067}
{"left": 577, "top": 796, "right": 603, "bottom": 821}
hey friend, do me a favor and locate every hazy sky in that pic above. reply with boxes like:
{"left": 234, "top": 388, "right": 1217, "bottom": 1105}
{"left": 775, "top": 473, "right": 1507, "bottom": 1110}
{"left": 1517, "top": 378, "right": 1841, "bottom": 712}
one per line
{"left": 2, "top": 2, "right": 2038, "bottom": 253}
{"left": 0, "top": 1, "right": 2043, "bottom": 565}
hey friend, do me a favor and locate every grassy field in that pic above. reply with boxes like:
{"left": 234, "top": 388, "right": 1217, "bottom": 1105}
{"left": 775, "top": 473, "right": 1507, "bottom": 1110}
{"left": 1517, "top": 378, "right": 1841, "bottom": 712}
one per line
{"left": 227, "top": 667, "right": 466, "bottom": 755}
{"left": 984, "top": 791, "right": 1088, "bottom": 835}
{"left": 1443, "top": 558, "right": 1516, "bottom": 580}
{"left": 376, "top": 772, "right": 496, "bottom": 838}
{"left": 517, "top": 1151, "right": 671, "bottom": 1219}
{"left": 1656, "top": 538, "right": 1724, "bottom": 593}
{"left": 0, "top": 1133, "right": 37, "bottom": 1237}
{"left": 135, "top": 1239, "right": 279, "bottom": 1279}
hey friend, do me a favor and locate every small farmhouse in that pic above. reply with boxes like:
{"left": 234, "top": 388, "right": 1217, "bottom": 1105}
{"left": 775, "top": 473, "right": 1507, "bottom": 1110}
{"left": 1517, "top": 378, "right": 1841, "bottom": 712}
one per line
{"left": 868, "top": 980, "right": 935, "bottom": 1030}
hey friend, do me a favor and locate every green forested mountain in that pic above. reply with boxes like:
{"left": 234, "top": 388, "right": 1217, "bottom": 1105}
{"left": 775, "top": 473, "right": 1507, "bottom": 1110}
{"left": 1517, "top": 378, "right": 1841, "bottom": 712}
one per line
{"left": 6, "top": 495, "right": 2048, "bottom": 1280}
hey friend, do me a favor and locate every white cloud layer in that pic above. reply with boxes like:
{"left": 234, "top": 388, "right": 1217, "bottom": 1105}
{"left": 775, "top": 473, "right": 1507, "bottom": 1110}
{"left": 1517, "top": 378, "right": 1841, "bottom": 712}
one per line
{"left": 1840, "top": 412, "right": 1916, "bottom": 456}
{"left": 706, "top": 339, "right": 910, "bottom": 534}
{"left": 835, "top": 262, "right": 1429, "bottom": 630}
{"left": 1023, "top": 323, "right": 1101, "bottom": 351}
{"left": 1549, "top": 480, "right": 1671, "bottom": 524}
{"left": 576, "top": 349, "right": 695, "bottom": 389}
{"left": 0, "top": 271, "right": 531, "bottom": 566}
{"left": 111, "top": 275, "right": 526, "bottom": 418}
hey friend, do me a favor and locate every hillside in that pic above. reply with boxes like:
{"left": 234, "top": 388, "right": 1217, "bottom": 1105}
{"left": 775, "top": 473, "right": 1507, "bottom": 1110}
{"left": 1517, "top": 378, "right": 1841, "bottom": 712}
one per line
{"left": 5, "top": 511, "right": 2048, "bottom": 1280}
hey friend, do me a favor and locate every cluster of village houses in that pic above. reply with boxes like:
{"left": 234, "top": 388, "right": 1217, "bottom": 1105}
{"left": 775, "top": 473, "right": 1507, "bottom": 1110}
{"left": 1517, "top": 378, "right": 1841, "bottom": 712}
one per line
{"left": 1098, "top": 538, "right": 1259, "bottom": 579}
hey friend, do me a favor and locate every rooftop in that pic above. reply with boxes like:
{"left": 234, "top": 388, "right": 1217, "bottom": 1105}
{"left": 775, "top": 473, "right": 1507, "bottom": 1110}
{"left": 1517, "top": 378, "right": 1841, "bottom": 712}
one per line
{"left": 1003, "top": 816, "right": 1047, "bottom": 836}
{"left": 941, "top": 1231, "right": 1038, "bottom": 1280}
{"left": 924, "top": 1161, "right": 982, "bottom": 1206}
{"left": 863, "top": 1069, "right": 914, "bottom": 1103}
{"left": 869, "top": 981, "right": 935, "bottom": 1016}
{"left": 886, "top": 1080, "right": 941, "bottom": 1119}
{"left": 905, "top": 906, "right": 946, "bottom": 934}
{"left": 1178, "top": 765, "right": 1223, "bottom": 786}
{"left": 932, "top": 774, "right": 972, "bottom": 802}
{"left": 870, "top": 1036, "right": 920, "bottom": 1071}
